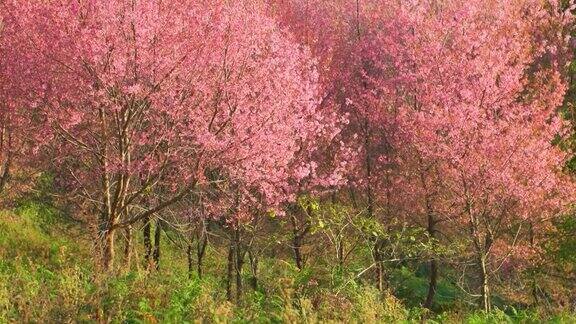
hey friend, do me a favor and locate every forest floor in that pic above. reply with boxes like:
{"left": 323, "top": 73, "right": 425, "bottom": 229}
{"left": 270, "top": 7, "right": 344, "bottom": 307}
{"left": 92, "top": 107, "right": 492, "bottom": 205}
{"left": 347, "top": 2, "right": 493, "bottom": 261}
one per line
{"left": 1, "top": 198, "right": 575, "bottom": 323}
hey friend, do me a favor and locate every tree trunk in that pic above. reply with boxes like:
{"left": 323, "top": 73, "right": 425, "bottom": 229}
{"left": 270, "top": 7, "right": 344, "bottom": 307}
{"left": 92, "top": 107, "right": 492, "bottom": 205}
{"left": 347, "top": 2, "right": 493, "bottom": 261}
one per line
{"left": 143, "top": 216, "right": 152, "bottom": 268}
{"left": 529, "top": 223, "right": 539, "bottom": 305}
{"left": 103, "top": 227, "right": 116, "bottom": 271}
{"left": 373, "top": 242, "right": 384, "bottom": 292}
{"left": 226, "top": 241, "right": 235, "bottom": 301}
{"left": 98, "top": 107, "right": 114, "bottom": 272}
{"left": 293, "top": 234, "right": 304, "bottom": 270}
{"left": 337, "top": 237, "right": 344, "bottom": 269}
{"left": 365, "top": 122, "right": 380, "bottom": 290}
{"left": 153, "top": 219, "right": 161, "bottom": 270}
{"left": 0, "top": 156, "right": 10, "bottom": 194}
{"left": 187, "top": 243, "right": 194, "bottom": 279}
{"left": 0, "top": 128, "right": 12, "bottom": 195}
{"left": 197, "top": 233, "right": 208, "bottom": 279}
{"left": 234, "top": 228, "right": 244, "bottom": 304}
{"left": 424, "top": 211, "right": 438, "bottom": 309}
{"left": 424, "top": 259, "right": 438, "bottom": 309}
{"left": 290, "top": 213, "right": 306, "bottom": 270}
{"left": 248, "top": 250, "right": 258, "bottom": 290}
{"left": 187, "top": 215, "right": 195, "bottom": 279}
{"left": 133, "top": 240, "right": 142, "bottom": 273}
{"left": 466, "top": 199, "right": 492, "bottom": 312}
{"left": 364, "top": 120, "right": 374, "bottom": 219}
{"left": 197, "top": 220, "right": 208, "bottom": 279}
{"left": 479, "top": 254, "right": 491, "bottom": 312}
{"left": 123, "top": 225, "right": 133, "bottom": 271}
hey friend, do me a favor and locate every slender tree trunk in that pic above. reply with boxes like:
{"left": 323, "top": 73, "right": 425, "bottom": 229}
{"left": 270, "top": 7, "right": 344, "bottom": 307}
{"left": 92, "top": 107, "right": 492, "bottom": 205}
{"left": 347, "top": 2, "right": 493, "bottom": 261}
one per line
{"left": 466, "top": 198, "right": 492, "bottom": 313}
{"left": 187, "top": 215, "right": 195, "bottom": 279}
{"left": 0, "top": 153, "right": 10, "bottom": 194}
{"left": 424, "top": 210, "right": 438, "bottom": 309}
{"left": 248, "top": 250, "right": 258, "bottom": 290}
{"left": 337, "top": 237, "right": 344, "bottom": 269}
{"left": 479, "top": 254, "right": 491, "bottom": 312}
{"left": 529, "top": 223, "right": 539, "bottom": 305}
{"left": 133, "top": 241, "right": 142, "bottom": 273}
{"left": 349, "top": 188, "right": 359, "bottom": 210}
{"left": 226, "top": 241, "right": 235, "bottom": 301}
{"left": 424, "top": 259, "right": 438, "bottom": 309}
{"left": 0, "top": 127, "right": 12, "bottom": 195}
{"left": 293, "top": 235, "right": 304, "bottom": 270}
{"left": 196, "top": 219, "right": 208, "bottom": 279}
{"left": 364, "top": 120, "right": 374, "bottom": 219}
{"left": 123, "top": 225, "right": 133, "bottom": 271}
{"left": 103, "top": 227, "right": 116, "bottom": 271}
{"left": 140, "top": 178, "right": 151, "bottom": 269}
{"left": 187, "top": 242, "right": 194, "bottom": 279}
{"left": 153, "top": 219, "right": 161, "bottom": 270}
{"left": 373, "top": 242, "right": 384, "bottom": 292}
{"left": 197, "top": 230, "right": 208, "bottom": 279}
{"left": 364, "top": 120, "right": 382, "bottom": 291}
{"left": 142, "top": 217, "right": 152, "bottom": 269}
{"left": 143, "top": 216, "right": 152, "bottom": 268}
{"left": 98, "top": 107, "right": 114, "bottom": 271}
{"left": 234, "top": 228, "right": 244, "bottom": 304}
{"left": 290, "top": 213, "right": 306, "bottom": 270}
{"left": 102, "top": 210, "right": 119, "bottom": 271}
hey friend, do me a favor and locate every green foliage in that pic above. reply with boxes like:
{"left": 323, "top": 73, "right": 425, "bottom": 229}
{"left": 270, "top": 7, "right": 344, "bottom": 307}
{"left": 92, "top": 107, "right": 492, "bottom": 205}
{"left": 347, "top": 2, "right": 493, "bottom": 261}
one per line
{"left": 1, "top": 198, "right": 575, "bottom": 323}
{"left": 548, "top": 215, "right": 576, "bottom": 265}
{"left": 389, "top": 266, "right": 461, "bottom": 311}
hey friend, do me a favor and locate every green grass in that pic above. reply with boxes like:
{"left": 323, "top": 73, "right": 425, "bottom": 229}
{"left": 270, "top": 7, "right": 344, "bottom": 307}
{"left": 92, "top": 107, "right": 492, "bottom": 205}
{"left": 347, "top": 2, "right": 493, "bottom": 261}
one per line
{"left": 1, "top": 201, "right": 575, "bottom": 323}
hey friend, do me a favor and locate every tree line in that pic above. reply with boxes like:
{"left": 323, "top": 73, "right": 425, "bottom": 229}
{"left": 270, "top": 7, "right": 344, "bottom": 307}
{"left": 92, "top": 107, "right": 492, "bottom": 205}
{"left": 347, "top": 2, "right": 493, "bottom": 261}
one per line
{"left": 1, "top": 0, "right": 575, "bottom": 313}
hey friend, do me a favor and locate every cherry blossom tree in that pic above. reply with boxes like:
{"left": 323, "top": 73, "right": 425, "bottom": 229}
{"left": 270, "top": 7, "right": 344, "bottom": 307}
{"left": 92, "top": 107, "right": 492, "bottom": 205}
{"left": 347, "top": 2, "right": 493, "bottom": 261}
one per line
{"left": 0, "top": 6, "right": 51, "bottom": 196}
{"left": 4, "top": 0, "right": 325, "bottom": 270}
{"left": 274, "top": 0, "right": 574, "bottom": 310}
{"left": 271, "top": 0, "right": 399, "bottom": 285}
{"left": 362, "top": 0, "right": 575, "bottom": 310}
{"left": 2, "top": 0, "right": 574, "bottom": 312}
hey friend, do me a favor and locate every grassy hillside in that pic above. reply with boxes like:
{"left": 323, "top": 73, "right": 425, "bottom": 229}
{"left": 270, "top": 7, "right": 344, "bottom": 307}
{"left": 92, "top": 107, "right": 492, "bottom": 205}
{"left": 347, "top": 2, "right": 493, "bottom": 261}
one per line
{"left": 1, "top": 200, "right": 575, "bottom": 323}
